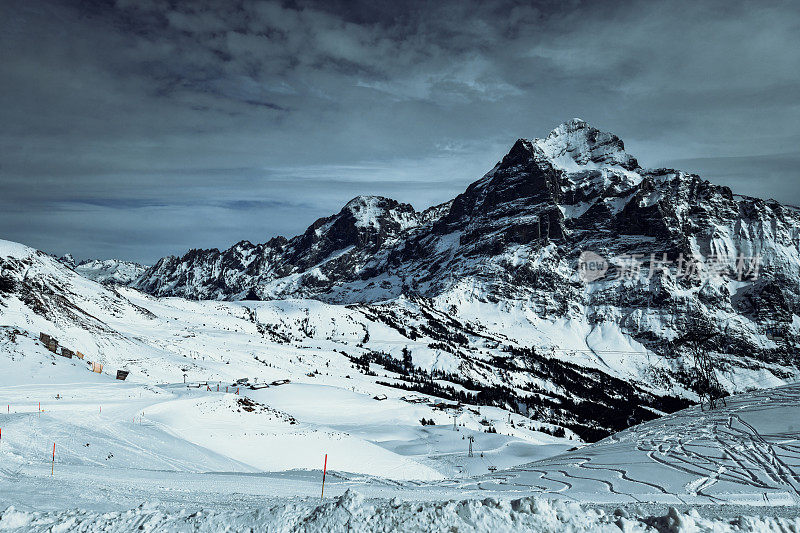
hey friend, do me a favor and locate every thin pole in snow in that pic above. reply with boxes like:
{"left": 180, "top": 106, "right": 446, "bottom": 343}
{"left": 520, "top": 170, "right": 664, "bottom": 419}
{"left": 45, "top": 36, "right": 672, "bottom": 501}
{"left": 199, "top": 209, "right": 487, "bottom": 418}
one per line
{"left": 51, "top": 443, "right": 55, "bottom": 476}
{"left": 321, "top": 454, "right": 328, "bottom": 499}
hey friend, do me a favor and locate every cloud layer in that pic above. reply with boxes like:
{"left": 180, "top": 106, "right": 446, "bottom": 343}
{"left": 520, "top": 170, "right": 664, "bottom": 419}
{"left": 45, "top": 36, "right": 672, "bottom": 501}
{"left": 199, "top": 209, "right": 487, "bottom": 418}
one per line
{"left": 1, "top": 0, "right": 799, "bottom": 262}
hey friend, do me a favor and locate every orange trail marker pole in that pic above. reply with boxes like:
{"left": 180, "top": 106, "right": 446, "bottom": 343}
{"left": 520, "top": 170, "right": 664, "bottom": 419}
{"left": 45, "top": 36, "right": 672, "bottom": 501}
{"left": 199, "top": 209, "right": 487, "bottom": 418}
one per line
{"left": 51, "top": 443, "right": 55, "bottom": 476}
{"left": 321, "top": 453, "right": 328, "bottom": 499}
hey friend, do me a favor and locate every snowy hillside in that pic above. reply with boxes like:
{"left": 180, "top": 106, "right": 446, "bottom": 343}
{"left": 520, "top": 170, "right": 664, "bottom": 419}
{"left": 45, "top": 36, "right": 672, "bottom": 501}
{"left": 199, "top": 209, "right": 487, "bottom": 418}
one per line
{"left": 457, "top": 382, "right": 800, "bottom": 504}
{"left": 1, "top": 212, "right": 799, "bottom": 530}
{"left": 0, "top": 239, "right": 578, "bottom": 479}
{"left": 0, "top": 237, "right": 704, "bottom": 442}
{"left": 0, "top": 346, "right": 798, "bottom": 530}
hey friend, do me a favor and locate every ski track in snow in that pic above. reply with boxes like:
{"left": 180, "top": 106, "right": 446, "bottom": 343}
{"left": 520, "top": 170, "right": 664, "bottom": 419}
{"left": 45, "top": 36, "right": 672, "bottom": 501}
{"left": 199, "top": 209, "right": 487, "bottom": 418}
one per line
{"left": 448, "top": 384, "right": 800, "bottom": 507}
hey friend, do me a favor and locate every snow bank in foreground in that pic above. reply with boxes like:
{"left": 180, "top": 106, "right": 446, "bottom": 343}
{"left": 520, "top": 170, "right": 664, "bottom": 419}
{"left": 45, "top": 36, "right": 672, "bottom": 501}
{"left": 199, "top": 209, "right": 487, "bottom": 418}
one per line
{"left": 2, "top": 490, "right": 798, "bottom": 532}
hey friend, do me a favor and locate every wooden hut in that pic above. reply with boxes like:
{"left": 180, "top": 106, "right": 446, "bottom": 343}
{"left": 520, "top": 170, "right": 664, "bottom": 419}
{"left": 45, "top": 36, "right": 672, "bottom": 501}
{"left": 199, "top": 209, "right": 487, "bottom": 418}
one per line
{"left": 47, "top": 339, "right": 59, "bottom": 353}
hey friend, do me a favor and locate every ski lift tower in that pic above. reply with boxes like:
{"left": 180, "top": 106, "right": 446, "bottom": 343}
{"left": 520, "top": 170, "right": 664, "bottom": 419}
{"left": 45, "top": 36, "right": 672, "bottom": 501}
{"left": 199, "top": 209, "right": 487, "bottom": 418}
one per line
{"left": 467, "top": 435, "right": 474, "bottom": 457}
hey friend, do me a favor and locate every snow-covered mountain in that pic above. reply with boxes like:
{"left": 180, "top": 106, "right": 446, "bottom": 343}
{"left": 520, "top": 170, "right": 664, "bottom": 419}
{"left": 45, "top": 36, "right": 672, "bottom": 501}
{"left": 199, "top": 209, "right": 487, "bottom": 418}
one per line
{"left": 3, "top": 119, "right": 799, "bottom": 443}
{"left": 75, "top": 258, "right": 148, "bottom": 285}
{"left": 57, "top": 254, "right": 148, "bottom": 285}
{"left": 132, "top": 118, "right": 800, "bottom": 383}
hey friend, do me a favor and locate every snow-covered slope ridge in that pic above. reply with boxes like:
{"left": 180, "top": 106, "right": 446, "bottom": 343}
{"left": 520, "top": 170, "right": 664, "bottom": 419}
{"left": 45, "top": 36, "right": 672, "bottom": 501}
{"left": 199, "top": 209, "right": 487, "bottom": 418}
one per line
{"left": 457, "top": 381, "right": 800, "bottom": 504}
{"left": 1, "top": 238, "right": 693, "bottom": 442}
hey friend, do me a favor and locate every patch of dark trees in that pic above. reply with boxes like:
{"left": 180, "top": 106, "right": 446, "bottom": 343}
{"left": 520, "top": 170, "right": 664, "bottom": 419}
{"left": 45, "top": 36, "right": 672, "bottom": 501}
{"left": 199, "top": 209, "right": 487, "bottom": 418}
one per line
{"left": 360, "top": 345, "right": 690, "bottom": 443}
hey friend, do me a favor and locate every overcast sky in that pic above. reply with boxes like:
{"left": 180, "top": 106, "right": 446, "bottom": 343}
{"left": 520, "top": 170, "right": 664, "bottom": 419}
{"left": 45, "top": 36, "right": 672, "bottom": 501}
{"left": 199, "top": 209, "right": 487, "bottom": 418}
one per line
{"left": 1, "top": 0, "right": 799, "bottom": 263}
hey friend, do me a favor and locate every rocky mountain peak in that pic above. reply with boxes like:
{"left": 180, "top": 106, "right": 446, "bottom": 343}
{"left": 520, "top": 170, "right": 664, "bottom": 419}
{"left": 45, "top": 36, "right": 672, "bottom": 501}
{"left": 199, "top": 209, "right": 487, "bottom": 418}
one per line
{"left": 58, "top": 253, "right": 76, "bottom": 267}
{"left": 341, "top": 195, "right": 418, "bottom": 231}
{"left": 535, "top": 118, "right": 639, "bottom": 171}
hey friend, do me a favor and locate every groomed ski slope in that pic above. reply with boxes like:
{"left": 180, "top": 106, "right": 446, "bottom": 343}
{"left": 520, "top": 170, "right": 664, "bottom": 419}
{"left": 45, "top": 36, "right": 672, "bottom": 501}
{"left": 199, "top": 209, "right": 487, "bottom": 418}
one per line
{"left": 0, "top": 338, "right": 570, "bottom": 486}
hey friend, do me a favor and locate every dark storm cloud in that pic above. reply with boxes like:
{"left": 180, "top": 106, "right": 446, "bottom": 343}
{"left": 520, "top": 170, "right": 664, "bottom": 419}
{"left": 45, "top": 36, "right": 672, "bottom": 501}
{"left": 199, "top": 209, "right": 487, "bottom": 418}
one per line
{"left": 1, "top": 0, "right": 799, "bottom": 262}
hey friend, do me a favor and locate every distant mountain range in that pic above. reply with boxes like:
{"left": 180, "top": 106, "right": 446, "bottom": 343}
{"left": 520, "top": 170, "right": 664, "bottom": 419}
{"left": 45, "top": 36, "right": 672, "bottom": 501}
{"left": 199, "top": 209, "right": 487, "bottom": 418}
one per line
{"left": 57, "top": 254, "right": 148, "bottom": 285}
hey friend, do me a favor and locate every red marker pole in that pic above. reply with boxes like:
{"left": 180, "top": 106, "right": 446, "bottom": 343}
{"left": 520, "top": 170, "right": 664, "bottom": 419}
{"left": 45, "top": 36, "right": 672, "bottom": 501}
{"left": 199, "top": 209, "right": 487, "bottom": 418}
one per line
{"left": 321, "top": 453, "right": 328, "bottom": 499}
{"left": 51, "top": 443, "right": 55, "bottom": 476}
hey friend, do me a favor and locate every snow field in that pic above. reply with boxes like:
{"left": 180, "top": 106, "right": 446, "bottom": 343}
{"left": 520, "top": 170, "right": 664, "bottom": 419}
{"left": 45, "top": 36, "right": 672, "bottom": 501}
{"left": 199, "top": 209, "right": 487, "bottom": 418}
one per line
{"left": 455, "top": 383, "right": 800, "bottom": 505}
{"left": 0, "top": 340, "right": 569, "bottom": 494}
{"left": 2, "top": 490, "right": 800, "bottom": 532}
